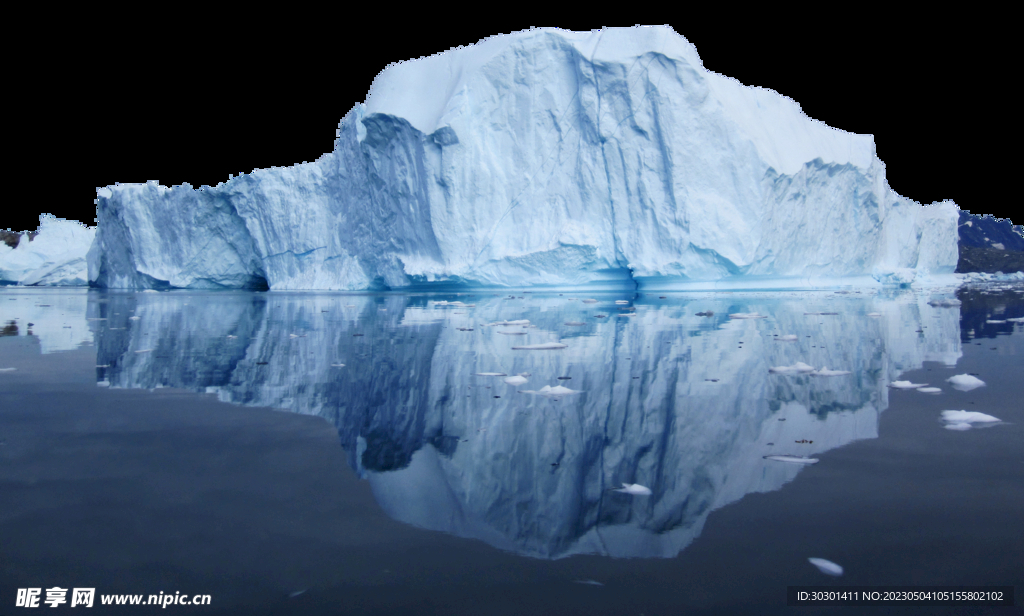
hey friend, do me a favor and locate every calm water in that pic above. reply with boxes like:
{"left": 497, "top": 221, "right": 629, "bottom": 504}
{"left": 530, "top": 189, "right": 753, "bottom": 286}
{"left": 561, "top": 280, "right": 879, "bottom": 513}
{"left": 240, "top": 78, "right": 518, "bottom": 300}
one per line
{"left": 1, "top": 285, "right": 1022, "bottom": 615}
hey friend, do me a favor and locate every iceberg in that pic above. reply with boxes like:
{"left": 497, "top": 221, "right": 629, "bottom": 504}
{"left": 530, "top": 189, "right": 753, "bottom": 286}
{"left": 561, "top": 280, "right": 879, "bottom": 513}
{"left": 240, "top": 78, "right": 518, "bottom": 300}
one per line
{"left": 1, "top": 215, "right": 95, "bottom": 286}
{"left": 88, "top": 26, "right": 958, "bottom": 292}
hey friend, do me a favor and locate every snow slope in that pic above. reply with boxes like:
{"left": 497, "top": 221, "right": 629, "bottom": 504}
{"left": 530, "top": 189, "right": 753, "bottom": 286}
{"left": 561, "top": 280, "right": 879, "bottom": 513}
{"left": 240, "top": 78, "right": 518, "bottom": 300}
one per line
{"left": 0, "top": 215, "right": 95, "bottom": 286}
{"left": 89, "top": 26, "right": 958, "bottom": 291}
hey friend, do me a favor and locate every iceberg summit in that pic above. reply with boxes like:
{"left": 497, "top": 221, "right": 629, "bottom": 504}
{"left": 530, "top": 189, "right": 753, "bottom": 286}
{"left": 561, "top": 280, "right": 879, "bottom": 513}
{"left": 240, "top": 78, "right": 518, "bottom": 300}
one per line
{"left": 88, "top": 26, "right": 958, "bottom": 291}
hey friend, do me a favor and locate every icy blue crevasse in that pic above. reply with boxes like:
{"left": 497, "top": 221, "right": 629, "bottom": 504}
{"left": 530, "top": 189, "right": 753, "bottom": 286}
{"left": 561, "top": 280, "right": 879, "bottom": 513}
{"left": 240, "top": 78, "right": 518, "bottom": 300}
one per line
{"left": 88, "top": 26, "right": 958, "bottom": 291}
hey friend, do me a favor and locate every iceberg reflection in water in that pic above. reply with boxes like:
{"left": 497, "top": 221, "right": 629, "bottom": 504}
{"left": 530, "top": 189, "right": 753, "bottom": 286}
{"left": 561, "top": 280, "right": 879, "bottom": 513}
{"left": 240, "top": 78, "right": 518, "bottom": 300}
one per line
{"left": 15, "top": 288, "right": 963, "bottom": 559}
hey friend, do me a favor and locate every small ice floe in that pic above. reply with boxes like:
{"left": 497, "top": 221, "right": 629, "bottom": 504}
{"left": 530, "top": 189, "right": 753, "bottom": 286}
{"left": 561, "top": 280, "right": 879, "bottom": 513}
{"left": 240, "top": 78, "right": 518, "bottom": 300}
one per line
{"left": 614, "top": 483, "right": 652, "bottom": 495}
{"left": 142, "top": 289, "right": 158, "bottom": 293}
{"left": 497, "top": 331, "right": 527, "bottom": 335}
{"left": 134, "top": 349, "right": 152, "bottom": 354}
{"left": 729, "top": 313, "right": 767, "bottom": 319}
{"left": 512, "top": 342, "right": 568, "bottom": 350}
{"left": 474, "top": 372, "right": 507, "bottom": 377}
{"left": 986, "top": 319, "right": 1006, "bottom": 324}
{"left": 582, "top": 299, "right": 599, "bottom": 304}
{"left": 616, "top": 312, "right": 635, "bottom": 317}
{"left": 946, "top": 374, "right": 985, "bottom": 391}
{"left": 614, "top": 300, "right": 629, "bottom": 305}
{"left": 808, "top": 558, "right": 843, "bottom": 576}
{"left": 927, "top": 298, "right": 961, "bottom": 307}
{"left": 96, "top": 380, "right": 110, "bottom": 387}
{"left": 866, "top": 312, "right": 882, "bottom": 317}
{"left": 564, "top": 321, "right": 586, "bottom": 326}
{"left": 226, "top": 335, "right": 237, "bottom": 339}
{"left": 331, "top": 363, "right": 345, "bottom": 368}
{"left": 487, "top": 319, "right": 530, "bottom": 327}
{"left": 96, "top": 364, "right": 109, "bottom": 368}
{"left": 889, "top": 380, "right": 927, "bottom": 389}
{"left": 812, "top": 368, "right": 851, "bottom": 377}
{"left": 129, "top": 316, "right": 141, "bottom": 320}
{"left": 520, "top": 385, "right": 581, "bottom": 397}
{"left": 917, "top": 387, "right": 942, "bottom": 394}
{"left": 503, "top": 374, "right": 529, "bottom": 386}
{"left": 769, "top": 362, "right": 816, "bottom": 374}
{"left": 764, "top": 455, "right": 819, "bottom": 464}
{"left": 1007, "top": 317, "right": 1024, "bottom": 322}
{"left": 574, "top": 580, "right": 605, "bottom": 587}
{"left": 940, "top": 410, "right": 1000, "bottom": 431}
{"left": 0, "top": 367, "right": 17, "bottom": 372}
{"left": 776, "top": 334, "right": 798, "bottom": 341}
{"left": 288, "top": 589, "right": 307, "bottom": 598}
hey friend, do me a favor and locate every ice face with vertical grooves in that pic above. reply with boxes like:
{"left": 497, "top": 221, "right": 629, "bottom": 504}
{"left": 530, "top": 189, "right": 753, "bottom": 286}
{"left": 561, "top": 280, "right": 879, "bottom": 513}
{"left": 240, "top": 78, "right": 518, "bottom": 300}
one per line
{"left": 89, "top": 26, "right": 957, "bottom": 291}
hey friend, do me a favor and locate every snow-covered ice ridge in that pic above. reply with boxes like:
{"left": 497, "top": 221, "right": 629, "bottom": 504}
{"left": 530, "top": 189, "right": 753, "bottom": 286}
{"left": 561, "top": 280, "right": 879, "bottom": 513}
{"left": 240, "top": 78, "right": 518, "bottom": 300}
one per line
{"left": 90, "top": 26, "right": 958, "bottom": 291}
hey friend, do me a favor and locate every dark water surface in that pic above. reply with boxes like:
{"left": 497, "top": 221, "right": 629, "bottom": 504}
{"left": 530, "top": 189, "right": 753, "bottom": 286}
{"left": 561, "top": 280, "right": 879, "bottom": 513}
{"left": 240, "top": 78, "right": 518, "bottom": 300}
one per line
{"left": 1, "top": 286, "right": 1021, "bottom": 615}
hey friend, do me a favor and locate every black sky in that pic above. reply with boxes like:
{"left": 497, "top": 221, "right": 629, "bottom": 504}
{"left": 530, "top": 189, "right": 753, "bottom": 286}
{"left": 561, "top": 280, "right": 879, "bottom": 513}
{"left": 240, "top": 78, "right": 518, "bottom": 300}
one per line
{"left": 10, "top": 19, "right": 1008, "bottom": 233}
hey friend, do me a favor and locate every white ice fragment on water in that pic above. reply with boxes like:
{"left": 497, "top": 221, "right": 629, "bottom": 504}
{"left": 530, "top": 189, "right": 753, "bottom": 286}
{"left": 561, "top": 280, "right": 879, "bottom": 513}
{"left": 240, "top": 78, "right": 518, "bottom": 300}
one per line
{"left": 226, "top": 335, "right": 237, "bottom": 339}
{"left": 917, "top": 387, "right": 942, "bottom": 393}
{"left": 986, "top": 319, "right": 1006, "bottom": 324}
{"left": 581, "top": 299, "right": 598, "bottom": 304}
{"left": 808, "top": 558, "right": 843, "bottom": 576}
{"left": 0, "top": 367, "right": 16, "bottom": 372}
{"left": 497, "top": 331, "right": 526, "bottom": 335}
{"left": 616, "top": 312, "right": 635, "bottom": 317}
{"left": 331, "top": 363, "right": 345, "bottom": 368}
{"left": 134, "top": 349, "right": 152, "bottom": 354}
{"left": 614, "top": 483, "right": 652, "bottom": 495}
{"left": 288, "top": 589, "right": 307, "bottom": 598}
{"left": 96, "top": 380, "right": 110, "bottom": 387}
{"left": 96, "top": 364, "right": 109, "bottom": 368}
{"left": 128, "top": 316, "right": 141, "bottom": 320}
{"left": 769, "top": 362, "right": 816, "bottom": 374}
{"left": 946, "top": 374, "right": 985, "bottom": 391}
{"left": 889, "top": 380, "right": 927, "bottom": 389}
{"left": 776, "top": 334, "right": 798, "bottom": 341}
{"left": 729, "top": 312, "right": 767, "bottom": 319}
{"left": 940, "top": 410, "right": 1000, "bottom": 425}
{"left": 866, "top": 312, "right": 882, "bottom": 317}
{"left": 520, "top": 385, "right": 581, "bottom": 396}
{"left": 474, "top": 372, "right": 507, "bottom": 377}
{"left": 487, "top": 319, "right": 530, "bottom": 327}
{"left": 142, "top": 289, "right": 158, "bottom": 293}
{"left": 812, "top": 367, "right": 851, "bottom": 376}
{"left": 564, "top": 321, "right": 586, "bottom": 326}
{"left": 764, "top": 455, "right": 819, "bottom": 464}
{"left": 614, "top": 300, "right": 629, "bottom": 304}
{"left": 1006, "top": 317, "right": 1024, "bottom": 322}
{"left": 512, "top": 342, "right": 567, "bottom": 350}
{"left": 503, "top": 374, "right": 528, "bottom": 386}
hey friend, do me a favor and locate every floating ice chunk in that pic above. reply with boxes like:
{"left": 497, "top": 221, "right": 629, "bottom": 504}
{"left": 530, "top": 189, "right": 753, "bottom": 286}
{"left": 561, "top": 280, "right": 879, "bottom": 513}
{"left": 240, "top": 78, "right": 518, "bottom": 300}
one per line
{"left": 729, "top": 313, "right": 767, "bottom": 319}
{"left": 614, "top": 300, "right": 629, "bottom": 305}
{"left": 288, "top": 589, "right": 307, "bottom": 598}
{"left": 512, "top": 342, "right": 567, "bottom": 350}
{"left": 96, "top": 364, "right": 109, "bottom": 368}
{"left": 581, "top": 299, "right": 598, "bottom": 304}
{"left": 96, "top": 380, "right": 110, "bottom": 387}
{"left": 474, "top": 372, "right": 507, "bottom": 377}
{"left": 776, "top": 334, "right": 798, "bottom": 341}
{"left": 889, "top": 380, "right": 927, "bottom": 389}
{"left": 134, "top": 349, "right": 152, "bottom": 354}
{"left": 520, "top": 385, "right": 581, "bottom": 396}
{"left": 497, "top": 331, "right": 527, "bottom": 335}
{"left": 331, "top": 363, "right": 345, "bottom": 368}
{"left": 808, "top": 558, "right": 843, "bottom": 576}
{"left": 866, "top": 312, "right": 882, "bottom": 317}
{"left": 564, "top": 321, "right": 586, "bottom": 326}
{"left": 503, "top": 374, "right": 528, "bottom": 386}
{"left": 946, "top": 374, "right": 985, "bottom": 391}
{"left": 940, "top": 410, "right": 1000, "bottom": 425}
{"left": 812, "top": 367, "right": 851, "bottom": 377}
{"left": 142, "top": 289, "right": 158, "bottom": 293}
{"left": 764, "top": 455, "right": 818, "bottom": 464}
{"left": 0, "top": 367, "right": 16, "bottom": 372}
{"left": 226, "top": 335, "right": 237, "bottom": 339}
{"left": 986, "top": 319, "right": 1006, "bottom": 324}
{"left": 1007, "top": 317, "right": 1024, "bottom": 322}
{"left": 917, "top": 387, "right": 942, "bottom": 393}
{"left": 614, "top": 483, "right": 652, "bottom": 496}
{"left": 487, "top": 319, "right": 530, "bottom": 326}
{"left": 616, "top": 312, "right": 635, "bottom": 317}
{"left": 769, "top": 362, "right": 817, "bottom": 374}
{"left": 128, "top": 316, "right": 140, "bottom": 320}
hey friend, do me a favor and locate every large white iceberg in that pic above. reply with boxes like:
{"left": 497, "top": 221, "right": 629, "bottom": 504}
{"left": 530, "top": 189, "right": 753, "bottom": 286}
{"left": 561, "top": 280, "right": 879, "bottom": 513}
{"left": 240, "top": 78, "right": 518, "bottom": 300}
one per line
{"left": 1, "top": 215, "right": 95, "bottom": 286}
{"left": 89, "top": 26, "right": 958, "bottom": 291}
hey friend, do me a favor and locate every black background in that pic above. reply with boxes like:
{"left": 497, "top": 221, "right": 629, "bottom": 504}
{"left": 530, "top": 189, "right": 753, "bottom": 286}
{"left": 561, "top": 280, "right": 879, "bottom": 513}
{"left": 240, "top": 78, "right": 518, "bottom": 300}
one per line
{"left": 9, "top": 18, "right": 1009, "bottom": 232}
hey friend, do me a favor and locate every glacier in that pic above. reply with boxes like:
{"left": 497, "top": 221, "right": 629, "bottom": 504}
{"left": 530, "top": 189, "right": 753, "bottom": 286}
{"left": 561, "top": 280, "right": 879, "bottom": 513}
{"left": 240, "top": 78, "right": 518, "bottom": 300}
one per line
{"left": 89, "top": 26, "right": 959, "bottom": 291}
{"left": 0, "top": 215, "right": 95, "bottom": 286}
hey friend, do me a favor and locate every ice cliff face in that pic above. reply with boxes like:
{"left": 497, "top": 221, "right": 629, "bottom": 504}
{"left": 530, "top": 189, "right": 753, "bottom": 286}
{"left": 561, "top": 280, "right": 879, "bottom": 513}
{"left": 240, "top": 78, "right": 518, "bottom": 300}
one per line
{"left": 90, "top": 26, "right": 958, "bottom": 291}
{"left": 0, "top": 215, "right": 95, "bottom": 286}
